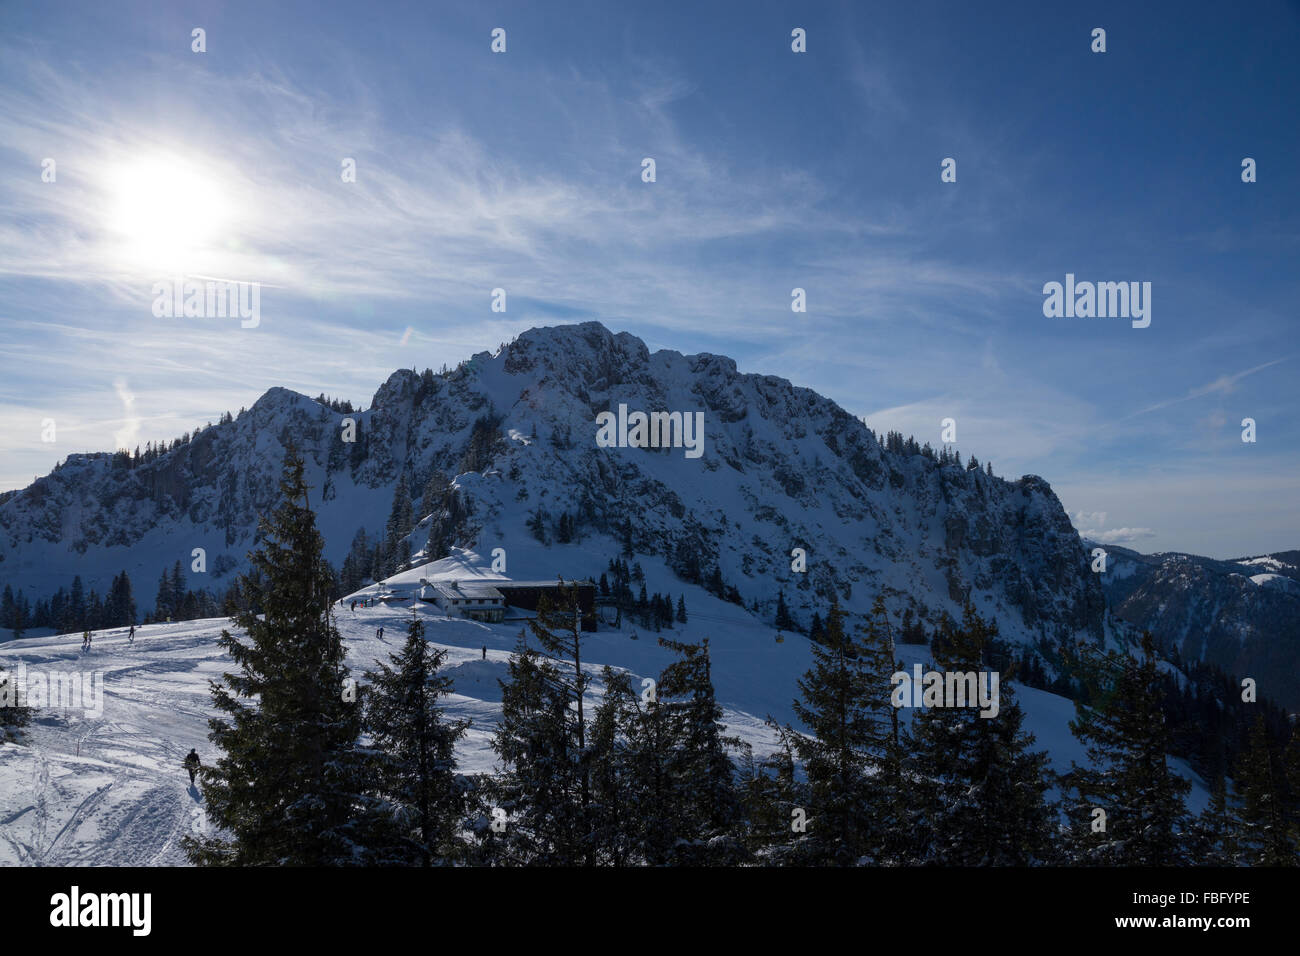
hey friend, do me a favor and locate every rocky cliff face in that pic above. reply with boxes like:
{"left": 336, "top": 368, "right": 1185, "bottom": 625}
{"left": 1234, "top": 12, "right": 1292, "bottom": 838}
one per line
{"left": 0, "top": 322, "right": 1106, "bottom": 647}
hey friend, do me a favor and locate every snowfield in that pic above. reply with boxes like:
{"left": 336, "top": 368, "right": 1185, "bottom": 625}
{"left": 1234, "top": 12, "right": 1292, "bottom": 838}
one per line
{"left": 0, "top": 583, "right": 1210, "bottom": 866}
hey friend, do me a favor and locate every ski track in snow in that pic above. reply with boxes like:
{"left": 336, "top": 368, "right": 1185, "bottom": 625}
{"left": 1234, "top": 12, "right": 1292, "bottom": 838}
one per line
{"left": 0, "top": 599, "right": 1210, "bottom": 866}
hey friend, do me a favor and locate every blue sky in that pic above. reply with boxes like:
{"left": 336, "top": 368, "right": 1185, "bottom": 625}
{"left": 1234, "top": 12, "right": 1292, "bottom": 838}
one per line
{"left": 1, "top": 0, "right": 1297, "bottom": 558}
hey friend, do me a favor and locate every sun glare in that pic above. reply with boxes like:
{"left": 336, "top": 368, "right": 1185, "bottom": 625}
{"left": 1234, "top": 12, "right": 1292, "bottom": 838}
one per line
{"left": 106, "top": 155, "right": 231, "bottom": 270}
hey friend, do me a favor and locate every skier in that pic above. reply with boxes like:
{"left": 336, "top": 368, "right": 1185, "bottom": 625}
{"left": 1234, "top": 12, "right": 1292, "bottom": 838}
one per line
{"left": 350, "top": 600, "right": 356, "bottom": 612}
{"left": 482, "top": 645, "right": 486, "bottom": 660}
{"left": 82, "top": 629, "right": 92, "bottom": 651}
{"left": 183, "top": 749, "right": 201, "bottom": 786}
{"left": 376, "top": 626, "right": 384, "bottom": 640}
{"left": 128, "top": 624, "right": 135, "bottom": 644}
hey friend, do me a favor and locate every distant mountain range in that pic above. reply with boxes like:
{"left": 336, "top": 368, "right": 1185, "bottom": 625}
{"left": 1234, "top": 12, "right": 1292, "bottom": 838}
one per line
{"left": 1092, "top": 544, "right": 1300, "bottom": 707}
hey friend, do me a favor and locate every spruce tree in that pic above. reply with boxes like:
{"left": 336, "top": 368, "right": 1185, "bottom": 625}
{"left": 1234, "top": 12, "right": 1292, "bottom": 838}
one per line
{"left": 419, "top": 470, "right": 449, "bottom": 519}
{"left": 184, "top": 448, "right": 383, "bottom": 866}
{"left": 154, "top": 570, "right": 172, "bottom": 621}
{"left": 657, "top": 635, "right": 745, "bottom": 864}
{"left": 1064, "top": 633, "right": 1191, "bottom": 865}
{"left": 364, "top": 614, "right": 470, "bottom": 865}
{"left": 1187, "top": 773, "right": 1233, "bottom": 865}
{"left": 384, "top": 475, "right": 414, "bottom": 572}
{"left": 863, "top": 596, "right": 918, "bottom": 865}
{"left": 776, "top": 598, "right": 877, "bottom": 864}
{"left": 70, "top": 575, "right": 85, "bottom": 627}
{"left": 737, "top": 741, "right": 800, "bottom": 863}
{"left": 171, "top": 561, "right": 186, "bottom": 607}
{"left": 908, "top": 603, "right": 1055, "bottom": 865}
{"left": 109, "top": 571, "right": 136, "bottom": 627}
{"left": 490, "top": 632, "right": 581, "bottom": 864}
{"left": 1286, "top": 724, "right": 1300, "bottom": 857}
{"left": 0, "top": 660, "right": 32, "bottom": 735}
{"left": 587, "top": 666, "right": 639, "bottom": 865}
{"left": 774, "top": 590, "right": 795, "bottom": 631}
{"left": 623, "top": 668, "right": 684, "bottom": 865}
{"left": 1229, "top": 715, "right": 1296, "bottom": 865}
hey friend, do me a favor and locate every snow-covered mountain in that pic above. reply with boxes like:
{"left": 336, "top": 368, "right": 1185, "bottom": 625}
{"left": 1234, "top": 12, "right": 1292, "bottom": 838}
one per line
{"left": 1092, "top": 544, "right": 1300, "bottom": 708}
{"left": 0, "top": 321, "right": 1105, "bottom": 651}
{"left": 0, "top": 321, "right": 1254, "bottom": 865}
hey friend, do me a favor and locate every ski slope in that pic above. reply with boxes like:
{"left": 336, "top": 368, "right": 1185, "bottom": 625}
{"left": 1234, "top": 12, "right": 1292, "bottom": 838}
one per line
{"left": 0, "top": 591, "right": 1210, "bottom": 866}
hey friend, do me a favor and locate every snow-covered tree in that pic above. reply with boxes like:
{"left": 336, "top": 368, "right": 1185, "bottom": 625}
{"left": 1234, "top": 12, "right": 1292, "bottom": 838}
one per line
{"left": 1064, "top": 633, "right": 1191, "bottom": 865}
{"left": 364, "top": 614, "right": 470, "bottom": 865}
{"left": 185, "top": 448, "right": 384, "bottom": 866}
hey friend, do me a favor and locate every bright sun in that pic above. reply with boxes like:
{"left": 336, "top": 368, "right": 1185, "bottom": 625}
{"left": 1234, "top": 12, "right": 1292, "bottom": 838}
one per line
{"left": 107, "top": 155, "right": 230, "bottom": 269}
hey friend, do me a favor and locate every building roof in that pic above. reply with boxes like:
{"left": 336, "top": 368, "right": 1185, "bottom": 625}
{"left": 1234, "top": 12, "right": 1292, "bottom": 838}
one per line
{"left": 426, "top": 580, "right": 504, "bottom": 602}
{"left": 493, "top": 579, "right": 596, "bottom": 589}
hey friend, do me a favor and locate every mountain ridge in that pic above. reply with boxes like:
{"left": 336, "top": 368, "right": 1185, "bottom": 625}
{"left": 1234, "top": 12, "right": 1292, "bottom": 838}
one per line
{"left": 0, "top": 321, "right": 1155, "bottom": 665}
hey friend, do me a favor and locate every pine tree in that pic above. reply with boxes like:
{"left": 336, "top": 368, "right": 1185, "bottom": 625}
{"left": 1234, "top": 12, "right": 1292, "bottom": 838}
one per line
{"left": 527, "top": 507, "right": 549, "bottom": 545}
{"left": 490, "top": 583, "right": 594, "bottom": 864}
{"left": 675, "top": 594, "right": 687, "bottom": 624}
{"left": 419, "top": 470, "right": 449, "bottom": 519}
{"left": 862, "top": 596, "right": 917, "bottom": 864}
{"left": 109, "top": 571, "right": 136, "bottom": 627}
{"left": 364, "top": 614, "right": 470, "bottom": 865}
{"left": 774, "top": 590, "right": 795, "bottom": 631}
{"left": 587, "top": 667, "right": 639, "bottom": 865}
{"left": 0, "top": 659, "right": 32, "bottom": 734}
{"left": 171, "top": 561, "right": 186, "bottom": 609}
{"left": 1229, "top": 715, "right": 1296, "bottom": 865}
{"left": 1064, "top": 633, "right": 1191, "bottom": 865}
{"left": 490, "top": 632, "right": 582, "bottom": 864}
{"left": 1286, "top": 724, "right": 1300, "bottom": 856}
{"left": 908, "top": 602, "right": 1055, "bottom": 865}
{"left": 2, "top": 585, "right": 14, "bottom": 635}
{"left": 706, "top": 564, "right": 724, "bottom": 597}
{"left": 384, "top": 475, "right": 414, "bottom": 573}
{"left": 184, "top": 448, "right": 384, "bottom": 866}
{"left": 70, "top": 575, "right": 85, "bottom": 627}
{"left": 657, "top": 635, "right": 745, "bottom": 864}
{"left": 776, "top": 598, "right": 885, "bottom": 864}
{"left": 1187, "top": 772, "right": 1233, "bottom": 865}
{"left": 340, "top": 527, "right": 370, "bottom": 593}
{"left": 736, "top": 741, "right": 799, "bottom": 863}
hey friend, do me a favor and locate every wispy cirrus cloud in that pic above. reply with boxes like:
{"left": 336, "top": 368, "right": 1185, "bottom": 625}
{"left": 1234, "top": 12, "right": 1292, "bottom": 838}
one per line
{"left": 1126, "top": 357, "right": 1293, "bottom": 418}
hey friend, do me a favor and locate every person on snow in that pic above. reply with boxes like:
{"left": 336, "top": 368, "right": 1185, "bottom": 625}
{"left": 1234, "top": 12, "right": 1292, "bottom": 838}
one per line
{"left": 482, "top": 645, "right": 487, "bottom": 660}
{"left": 350, "top": 600, "right": 357, "bottom": 612}
{"left": 81, "top": 629, "right": 92, "bottom": 650}
{"left": 184, "top": 749, "right": 201, "bottom": 785}
{"left": 376, "top": 626, "right": 384, "bottom": 640}
{"left": 128, "top": 624, "right": 136, "bottom": 644}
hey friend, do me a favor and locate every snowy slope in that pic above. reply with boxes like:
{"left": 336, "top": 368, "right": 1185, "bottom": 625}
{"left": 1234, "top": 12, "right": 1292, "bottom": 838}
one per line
{"left": 0, "top": 584, "right": 1209, "bottom": 866}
